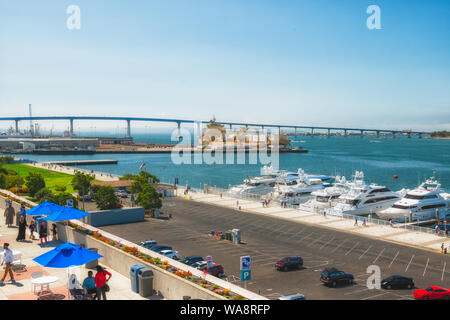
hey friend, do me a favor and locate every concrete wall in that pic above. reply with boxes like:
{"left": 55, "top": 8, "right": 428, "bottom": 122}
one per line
{"left": 86, "top": 207, "right": 145, "bottom": 227}
{"left": 57, "top": 223, "right": 226, "bottom": 300}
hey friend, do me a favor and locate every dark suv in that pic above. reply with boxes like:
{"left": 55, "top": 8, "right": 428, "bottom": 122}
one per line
{"left": 275, "top": 256, "right": 303, "bottom": 271}
{"left": 381, "top": 275, "right": 414, "bottom": 289}
{"left": 150, "top": 245, "right": 173, "bottom": 253}
{"left": 198, "top": 264, "right": 224, "bottom": 277}
{"left": 320, "top": 268, "right": 354, "bottom": 287}
{"left": 180, "top": 256, "right": 204, "bottom": 266}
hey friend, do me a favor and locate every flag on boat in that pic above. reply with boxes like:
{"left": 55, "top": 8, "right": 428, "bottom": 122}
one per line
{"left": 139, "top": 162, "right": 146, "bottom": 170}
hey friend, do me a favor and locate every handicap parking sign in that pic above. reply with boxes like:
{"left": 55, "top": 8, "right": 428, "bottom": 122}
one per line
{"left": 240, "top": 256, "right": 251, "bottom": 271}
{"left": 66, "top": 199, "right": 73, "bottom": 208}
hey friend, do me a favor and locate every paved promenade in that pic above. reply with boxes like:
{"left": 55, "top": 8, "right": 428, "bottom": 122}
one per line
{"left": 177, "top": 189, "right": 450, "bottom": 254}
{"left": 0, "top": 224, "right": 150, "bottom": 300}
{"left": 25, "top": 162, "right": 120, "bottom": 182}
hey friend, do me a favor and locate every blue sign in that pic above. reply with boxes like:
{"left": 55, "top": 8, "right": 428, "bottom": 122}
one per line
{"left": 66, "top": 199, "right": 73, "bottom": 208}
{"left": 240, "top": 256, "right": 251, "bottom": 271}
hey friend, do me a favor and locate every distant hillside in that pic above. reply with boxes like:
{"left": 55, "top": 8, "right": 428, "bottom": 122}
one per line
{"left": 430, "top": 130, "right": 450, "bottom": 138}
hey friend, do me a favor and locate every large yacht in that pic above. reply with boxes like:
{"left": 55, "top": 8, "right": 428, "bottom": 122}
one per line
{"left": 324, "top": 172, "right": 403, "bottom": 216}
{"left": 227, "top": 176, "right": 277, "bottom": 196}
{"left": 273, "top": 176, "right": 327, "bottom": 205}
{"left": 377, "top": 178, "right": 449, "bottom": 222}
{"left": 299, "top": 176, "right": 351, "bottom": 212}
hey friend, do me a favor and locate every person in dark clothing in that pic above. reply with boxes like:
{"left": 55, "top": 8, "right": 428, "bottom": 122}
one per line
{"left": 16, "top": 216, "right": 27, "bottom": 241}
{"left": 29, "top": 220, "right": 36, "bottom": 240}
{"left": 39, "top": 221, "right": 48, "bottom": 244}
{"left": 51, "top": 224, "right": 58, "bottom": 241}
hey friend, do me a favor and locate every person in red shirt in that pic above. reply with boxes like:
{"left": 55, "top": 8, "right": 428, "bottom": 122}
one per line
{"left": 94, "top": 265, "right": 111, "bottom": 300}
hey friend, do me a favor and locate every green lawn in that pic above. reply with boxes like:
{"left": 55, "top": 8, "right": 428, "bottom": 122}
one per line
{"left": 3, "top": 163, "right": 75, "bottom": 194}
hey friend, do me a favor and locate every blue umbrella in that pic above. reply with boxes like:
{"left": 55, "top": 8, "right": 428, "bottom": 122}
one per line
{"left": 42, "top": 207, "right": 90, "bottom": 222}
{"left": 33, "top": 242, "right": 103, "bottom": 268}
{"left": 26, "top": 201, "right": 65, "bottom": 216}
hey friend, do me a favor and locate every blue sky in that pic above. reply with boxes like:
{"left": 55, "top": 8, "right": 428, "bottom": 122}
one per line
{"left": 0, "top": 0, "right": 449, "bottom": 133}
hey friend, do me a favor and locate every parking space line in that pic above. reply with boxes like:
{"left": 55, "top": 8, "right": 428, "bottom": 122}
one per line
{"left": 307, "top": 234, "right": 325, "bottom": 247}
{"left": 286, "top": 228, "right": 305, "bottom": 240}
{"left": 331, "top": 239, "right": 346, "bottom": 253}
{"left": 358, "top": 245, "right": 372, "bottom": 260}
{"left": 319, "top": 236, "right": 335, "bottom": 250}
{"left": 405, "top": 255, "right": 414, "bottom": 272}
{"left": 442, "top": 262, "right": 446, "bottom": 281}
{"left": 388, "top": 251, "right": 399, "bottom": 269}
{"left": 299, "top": 232, "right": 314, "bottom": 242}
{"left": 372, "top": 248, "right": 385, "bottom": 263}
{"left": 360, "top": 292, "right": 389, "bottom": 300}
{"left": 344, "top": 288, "right": 372, "bottom": 295}
{"left": 423, "top": 258, "right": 429, "bottom": 277}
{"left": 344, "top": 242, "right": 359, "bottom": 256}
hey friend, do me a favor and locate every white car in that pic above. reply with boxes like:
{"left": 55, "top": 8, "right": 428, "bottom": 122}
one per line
{"left": 277, "top": 293, "right": 307, "bottom": 300}
{"left": 160, "top": 250, "right": 180, "bottom": 260}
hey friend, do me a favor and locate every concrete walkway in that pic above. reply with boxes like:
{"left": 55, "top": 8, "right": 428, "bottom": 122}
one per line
{"left": 0, "top": 223, "right": 154, "bottom": 300}
{"left": 176, "top": 189, "right": 450, "bottom": 254}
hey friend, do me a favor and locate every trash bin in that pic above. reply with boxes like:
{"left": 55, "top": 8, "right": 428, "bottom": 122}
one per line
{"left": 210, "top": 230, "right": 215, "bottom": 236}
{"left": 137, "top": 268, "right": 154, "bottom": 297}
{"left": 85, "top": 248, "right": 99, "bottom": 269}
{"left": 130, "top": 265, "right": 146, "bottom": 293}
{"left": 234, "top": 229, "right": 241, "bottom": 244}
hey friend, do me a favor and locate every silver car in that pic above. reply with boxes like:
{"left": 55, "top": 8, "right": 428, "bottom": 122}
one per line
{"left": 277, "top": 293, "right": 307, "bottom": 300}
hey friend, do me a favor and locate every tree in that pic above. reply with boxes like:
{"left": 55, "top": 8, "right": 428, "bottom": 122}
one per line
{"left": 0, "top": 174, "right": 6, "bottom": 189}
{"left": 54, "top": 185, "right": 67, "bottom": 192}
{"left": 72, "top": 172, "right": 94, "bottom": 196}
{"left": 25, "top": 172, "right": 46, "bottom": 197}
{"left": 5, "top": 175, "right": 24, "bottom": 189}
{"left": 135, "top": 184, "right": 162, "bottom": 212}
{"left": 119, "top": 174, "right": 135, "bottom": 181}
{"left": 34, "top": 188, "right": 56, "bottom": 203}
{"left": 92, "top": 186, "right": 119, "bottom": 210}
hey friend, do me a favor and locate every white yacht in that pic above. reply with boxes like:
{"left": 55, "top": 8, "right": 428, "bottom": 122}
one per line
{"left": 325, "top": 172, "right": 403, "bottom": 216}
{"left": 299, "top": 176, "right": 351, "bottom": 212}
{"left": 227, "top": 175, "right": 277, "bottom": 196}
{"left": 273, "top": 176, "right": 326, "bottom": 205}
{"left": 377, "top": 178, "right": 449, "bottom": 222}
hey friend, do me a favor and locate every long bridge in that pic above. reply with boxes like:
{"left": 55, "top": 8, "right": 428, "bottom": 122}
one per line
{"left": 0, "top": 115, "right": 430, "bottom": 138}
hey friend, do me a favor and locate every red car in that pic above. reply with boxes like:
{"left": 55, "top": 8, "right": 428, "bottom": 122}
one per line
{"left": 413, "top": 286, "right": 450, "bottom": 300}
{"left": 198, "top": 264, "right": 224, "bottom": 278}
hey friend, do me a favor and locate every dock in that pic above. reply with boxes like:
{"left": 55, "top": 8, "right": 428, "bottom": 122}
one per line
{"left": 43, "top": 159, "right": 118, "bottom": 166}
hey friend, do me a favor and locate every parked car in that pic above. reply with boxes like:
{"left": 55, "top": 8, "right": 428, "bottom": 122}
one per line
{"left": 82, "top": 194, "right": 92, "bottom": 201}
{"left": 277, "top": 293, "right": 307, "bottom": 300}
{"left": 116, "top": 190, "right": 128, "bottom": 198}
{"left": 160, "top": 250, "right": 180, "bottom": 260}
{"left": 320, "top": 268, "right": 354, "bottom": 287}
{"left": 138, "top": 240, "right": 158, "bottom": 249}
{"left": 275, "top": 256, "right": 303, "bottom": 271}
{"left": 413, "top": 286, "right": 450, "bottom": 300}
{"left": 198, "top": 264, "right": 225, "bottom": 277}
{"left": 381, "top": 275, "right": 414, "bottom": 289}
{"left": 180, "top": 256, "right": 204, "bottom": 266}
{"left": 150, "top": 245, "right": 173, "bottom": 253}
{"left": 192, "top": 261, "right": 208, "bottom": 269}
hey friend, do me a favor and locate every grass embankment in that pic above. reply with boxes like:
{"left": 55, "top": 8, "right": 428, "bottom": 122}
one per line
{"left": 2, "top": 163, "right": 75, "bottom": 193}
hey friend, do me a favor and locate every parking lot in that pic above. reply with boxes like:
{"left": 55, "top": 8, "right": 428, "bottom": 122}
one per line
{"left": 100, "top": 197, "right": 450, "bottom": 300}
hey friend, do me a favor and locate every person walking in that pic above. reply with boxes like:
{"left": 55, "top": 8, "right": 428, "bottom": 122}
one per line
{"left": 354, "top": 217, "right": 358, "bottom": 226}
{"left": 94, "top": 266, "right": 111, "bottom": 300}
{"left": 51, "top": 224, "right": 58, "bottom": 241}
{"left": 0, "top": 243, "right": 15, "bottom": 284}
{"left": 3, "top": 201, "right": 15, "bottom": 228}
{"left": 20, "top": 204, "right": 27, "bottom": 218}
{"left": 29, "top": 220, "right": 36, "bottom": 240}
{"left": 16, "top": 216, "right": 27, "bottom": 242}
{"left": 39, "top": 221, "right": 48, "bottom": 245}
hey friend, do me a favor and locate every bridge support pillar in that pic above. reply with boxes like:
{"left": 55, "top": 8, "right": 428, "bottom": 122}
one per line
{"left": 327, "top": 129, "right": 331, "bottom": 138}
{"left": 392, "top": 132, "right": 396, "bottom": 139}
{"left": 360, "top": 130, "right": 364, "bottom": 138}
{"left": 376, "top": 131, "right": 380, "bottom": 138}
{"left": 344, "top": 129, "right": 347, "bottom": 137}
{"left": 311, "top": 128, "right": 314, "bottom": 138}
{"left": 69, "top": 119, "right": 74, "bottom": 136}
{"left": 126, "top": 120, "right": 131, "bottom": 138}
{"left": 15, "top": 120, "right": 19, "bottom": 134}
{"left": 177, "top": 122, "right": 181, "bottom": 142}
